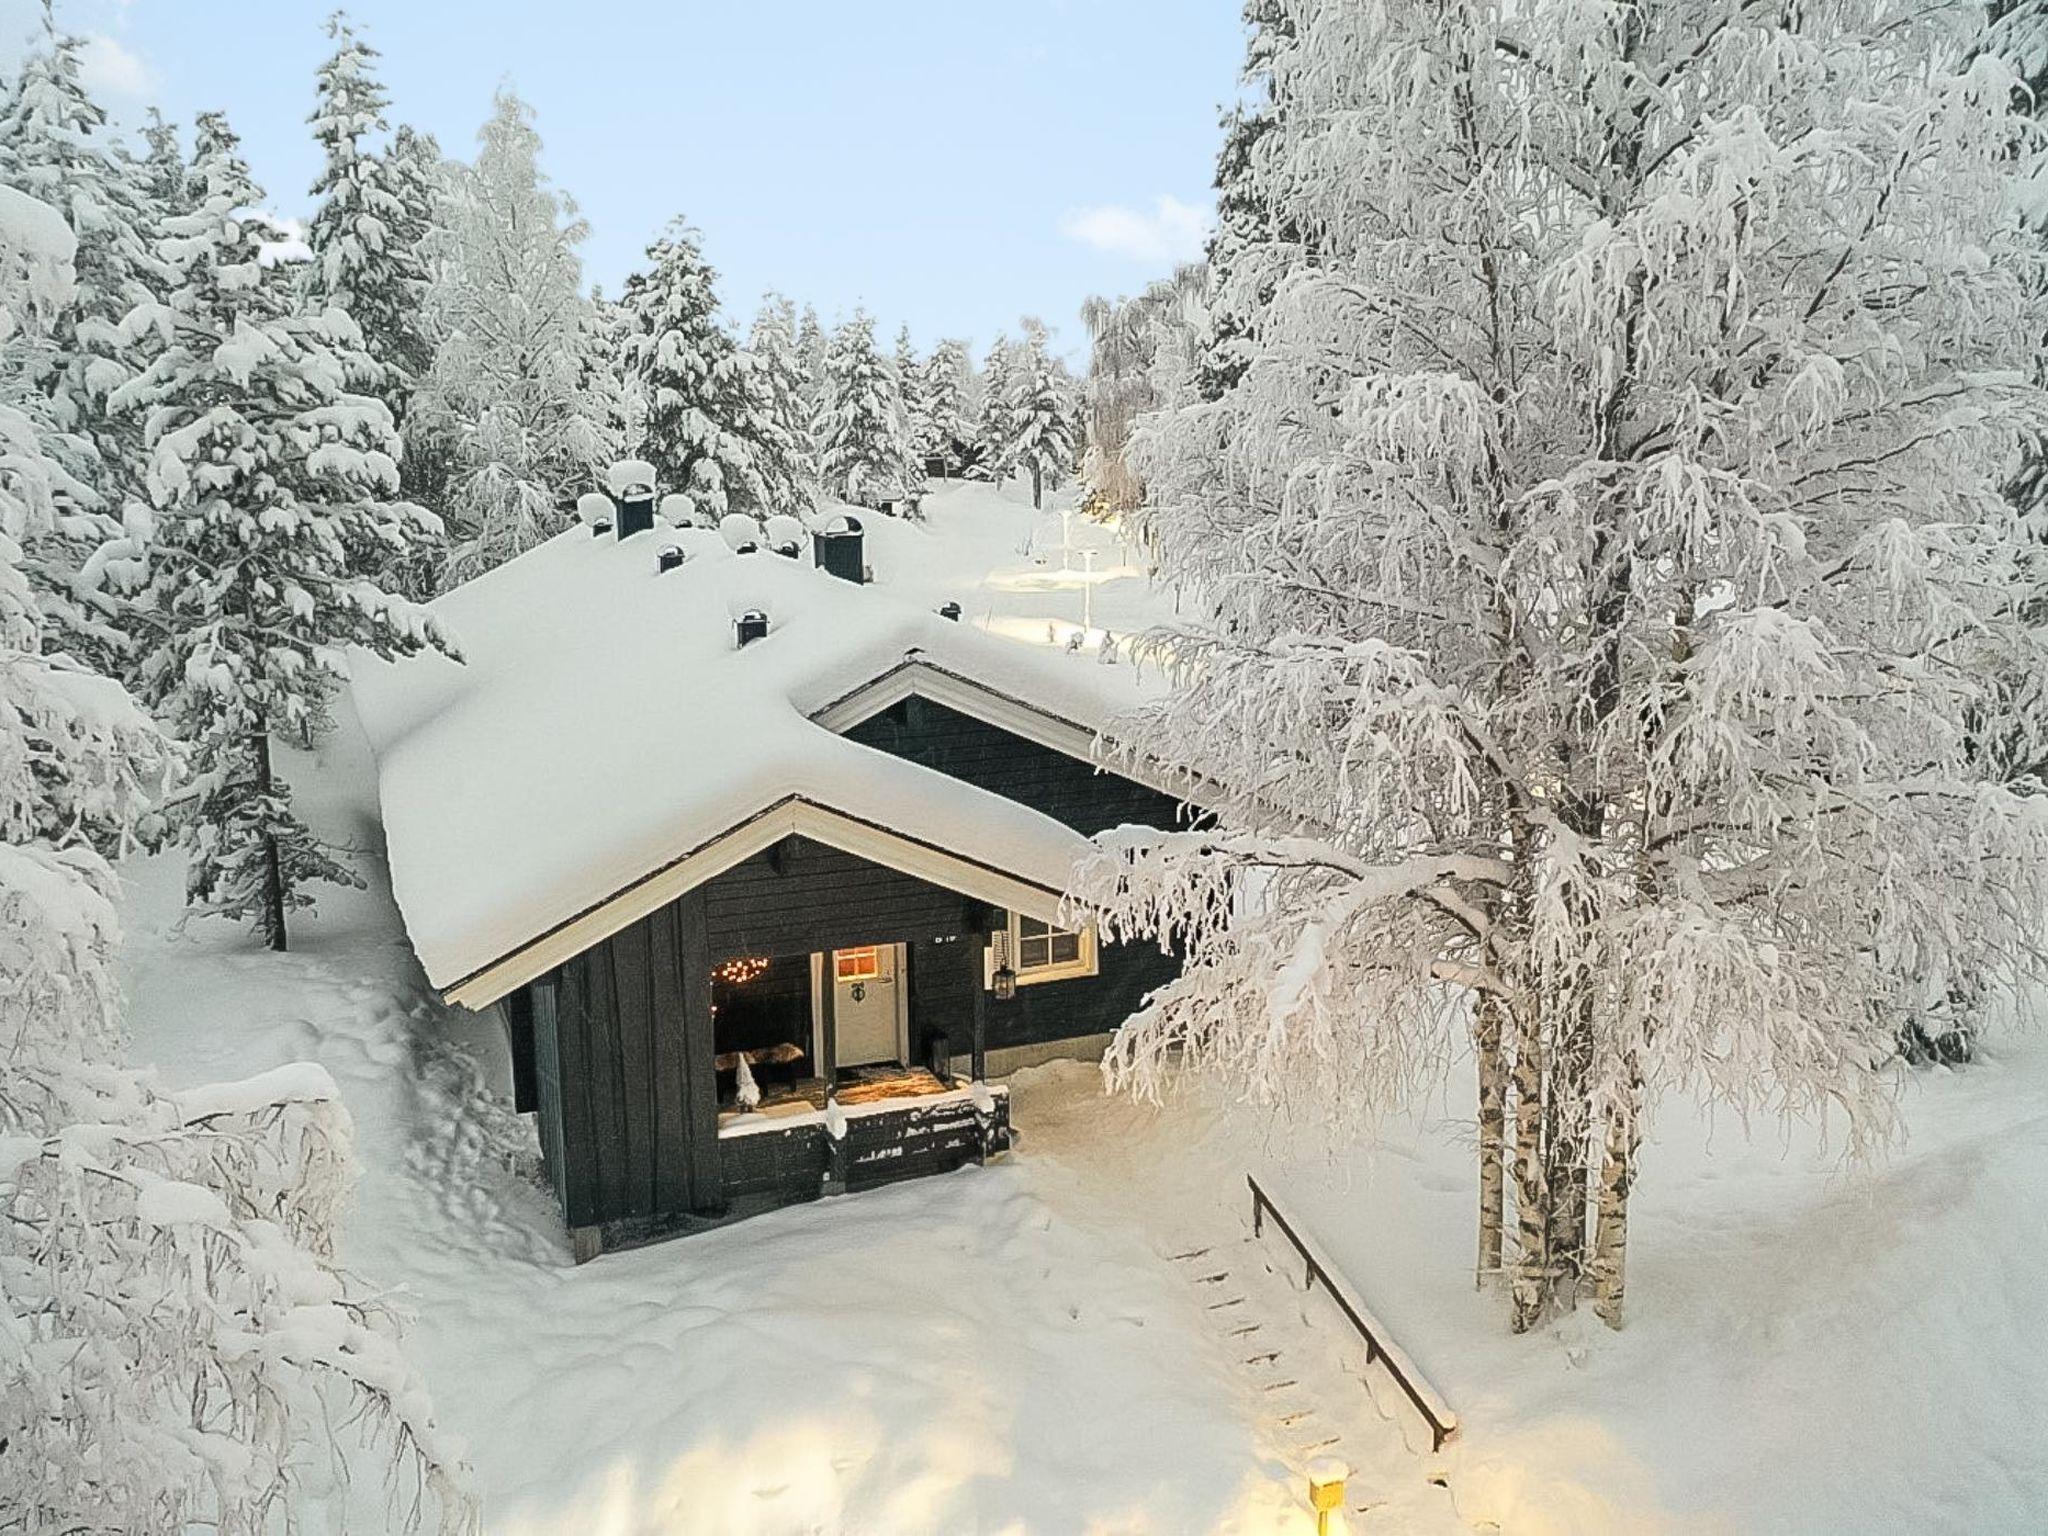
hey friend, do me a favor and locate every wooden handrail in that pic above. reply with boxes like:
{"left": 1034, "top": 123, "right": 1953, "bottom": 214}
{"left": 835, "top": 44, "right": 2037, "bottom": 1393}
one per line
{"left": 1248, "top": 1174, "right": 1459, "bottom": 1454}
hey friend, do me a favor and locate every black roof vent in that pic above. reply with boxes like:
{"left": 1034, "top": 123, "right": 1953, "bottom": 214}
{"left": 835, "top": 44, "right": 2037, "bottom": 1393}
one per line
{"left": 735, "top": 540, "right": 759, "bottom": 555}
{"left": 657, "top": 545, "right": 685, "bottom": 573}
{"left": 774, "top": 540, "right": 801, "bottom": 559}
{"left": 606, "top": 459, "right": 657, "bottom": 539}
{"left": 736, "top": 610, "right": 769, "bottom": 647}
{"left": 590, "top": 517, "right": 612, "bottom": 537}
{"left": 814, "top": 514, "right": 865, "bottom": 584}
{"left": 938, "top": 601, "right": 962, "bottom": 622}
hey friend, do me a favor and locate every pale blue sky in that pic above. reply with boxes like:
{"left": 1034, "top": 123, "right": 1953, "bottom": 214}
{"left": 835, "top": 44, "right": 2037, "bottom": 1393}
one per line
{"left": 19, "top": 0, "right": 1244, "bottom": 360}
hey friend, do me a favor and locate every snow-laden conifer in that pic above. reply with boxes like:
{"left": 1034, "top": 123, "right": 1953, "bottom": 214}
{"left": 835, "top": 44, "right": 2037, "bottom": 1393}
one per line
{"left": 919, "top": 336, "right": 976, "bottom": 477}
{"left": 995, "top": 317, "right": 1077, "bottom": 509}
{"left": 746, "top": 294, "right": 820, "bottom": 513}
{"left": 621, "top": 218, "right": 768, "bottom": 522}
{"left": 818, "top": 309, "right": 920, "bottom": 511}
{"left": 1, "top": 171, "right": 473, "bottom": 1536}
{"left": 112, "top": 112, "right": 453, "bottom": 951}
{"left": 413, "top": 91, "right": 602, "bottom": 582}
{"left": 1080, "top": 0, "right": 2048, "bottom": 1333}
{"left": 973, "top": 332, "right": 1015, "bottom": 483}
{"left": 0, "top": 19, "right": 170, "bottom": 662}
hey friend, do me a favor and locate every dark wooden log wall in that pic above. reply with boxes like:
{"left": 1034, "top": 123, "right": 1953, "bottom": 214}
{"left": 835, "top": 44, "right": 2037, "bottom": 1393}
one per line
{"left": 704, "top": 836, "right": 982, "bottom": 960}
{"left": 842, "top": 695, "right": 1191, "bottom": 836}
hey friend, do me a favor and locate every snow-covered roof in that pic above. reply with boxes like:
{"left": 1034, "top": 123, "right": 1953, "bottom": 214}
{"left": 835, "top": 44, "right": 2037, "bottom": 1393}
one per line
{"left": 349, "top": 510, "right": 1166, "bottom": 1006}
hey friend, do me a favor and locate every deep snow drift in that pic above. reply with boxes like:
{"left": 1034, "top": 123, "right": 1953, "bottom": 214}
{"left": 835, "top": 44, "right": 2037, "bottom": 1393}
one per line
{"left": 117, "top": 482, "right": 2048, "bottom": 1533}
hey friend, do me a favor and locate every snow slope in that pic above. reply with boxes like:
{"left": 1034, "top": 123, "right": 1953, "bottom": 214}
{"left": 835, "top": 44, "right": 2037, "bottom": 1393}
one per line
{"left": 118, "top": 479, "right": 2048, "bottom": 1532}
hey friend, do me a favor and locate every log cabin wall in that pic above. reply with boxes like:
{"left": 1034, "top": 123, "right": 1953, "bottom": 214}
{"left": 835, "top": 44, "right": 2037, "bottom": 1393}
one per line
{"left": 841, "top": 695, "right": 1190, "bottom": 837}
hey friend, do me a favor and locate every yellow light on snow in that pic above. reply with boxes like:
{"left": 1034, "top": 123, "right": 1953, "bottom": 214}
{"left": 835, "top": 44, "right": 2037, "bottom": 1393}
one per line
{"left": 1307, "top": 1458, "right": 1347, "bottom": 1535}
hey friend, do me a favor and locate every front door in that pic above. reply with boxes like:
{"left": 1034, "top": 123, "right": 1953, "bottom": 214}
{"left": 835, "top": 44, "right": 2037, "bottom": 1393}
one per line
{"left": 828, "top": 944, "right": 905, "bottom": 1068}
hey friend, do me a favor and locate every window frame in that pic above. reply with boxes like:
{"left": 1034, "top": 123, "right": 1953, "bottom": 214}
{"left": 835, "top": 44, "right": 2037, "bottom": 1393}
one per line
{"left": 833, "top": 945, "right": 884, "bottom": 983}
{"left": 985, "top": 912, "right": 1099, "bottom": 989}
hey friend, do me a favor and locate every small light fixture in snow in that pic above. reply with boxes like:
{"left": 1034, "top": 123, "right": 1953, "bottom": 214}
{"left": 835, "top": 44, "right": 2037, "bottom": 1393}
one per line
{"left": 735, "top": 610, "right": 769, "bottom": 647}
{"left": 1307, "top": 1459, "right": 1348, "bottom": 1535}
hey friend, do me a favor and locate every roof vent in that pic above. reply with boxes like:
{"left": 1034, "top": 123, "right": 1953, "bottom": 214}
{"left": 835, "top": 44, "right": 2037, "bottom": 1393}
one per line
{"left": 658, "top": 492, "right": 695, "bottom": 528}
{"left": 589, "top": 517, "right": 613, "bottom": 538}
{"left": 814, "top": 514, "right": 865, "bottom": 584}
{"left": 657, "top": 545, "right": 685, "bottom": 574}
{"left": 736, "top": 610, "right": 769, "bottom": 647}
{"left": 606, "top": 459, "right": 657, "bottom": 539}
{"left": 576, "top": 490, "right": 613, "bottom": 537}
{"left": 774, "top": 540, "right": 801, "bottom": 559}
{"left": 735, "top": 540, "right": 759, "bottom": 555}
{"left": 938, "top": 601, "right": 962, "bottom": 622}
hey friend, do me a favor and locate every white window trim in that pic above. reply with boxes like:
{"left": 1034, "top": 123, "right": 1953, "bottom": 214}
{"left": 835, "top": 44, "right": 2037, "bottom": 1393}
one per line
{"left": 984, "top": 913, "right": 1099, "bottom": 989}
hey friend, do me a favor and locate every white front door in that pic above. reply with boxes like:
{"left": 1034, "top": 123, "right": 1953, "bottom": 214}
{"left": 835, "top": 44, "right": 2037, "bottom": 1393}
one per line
{"left": 828, "top": 944, "right": 906, "bottom": 1068}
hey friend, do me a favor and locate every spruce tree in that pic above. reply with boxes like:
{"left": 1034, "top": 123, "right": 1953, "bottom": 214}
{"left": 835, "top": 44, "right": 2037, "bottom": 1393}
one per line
{"left": 894, "top": 323, "right": 934, "bottom": 469}
{"left": 817, "top": 309, "right": 918, "bottom": 511}
{"left": 620, "top": 218, "right": 767, "bottom": 521}
{"left": 746, "top": 294, "right": 819, "bottom": 514}
{"left": 920, "top": 337, "right": 975, "bottom": 478}
{"left": 974, "top": 333, "right": 1015, "bottom": 483}
{"left": 997, "top": 318, "right": 1076, "bottom": 510}
{"left": 796, "top": 302, "right": 829, "bottom": 425}
{"left": 0, "top": 19, "right": 170, "bottom": 662}
{"left": 111, "top": 112, "right": 453, "bottom": 950}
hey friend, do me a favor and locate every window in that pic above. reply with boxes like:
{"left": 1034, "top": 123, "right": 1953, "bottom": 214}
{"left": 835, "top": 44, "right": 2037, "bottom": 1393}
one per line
{"left": 987, "top": 914, "right": 1098, "bottom": 988}
{"left": 834, "top": 946, "right": 882, "bottom": 982}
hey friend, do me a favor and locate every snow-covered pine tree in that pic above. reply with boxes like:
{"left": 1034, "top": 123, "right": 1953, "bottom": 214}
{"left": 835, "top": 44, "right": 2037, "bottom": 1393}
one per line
{"left": 1197, "top": 0, "right": 1297, "bottom": 401}
{"left": 894, "top": 322, "right": 935, "bottom": 470}
{"left": 746, "top": 294, "right": 820, "bottom": 514}
{"left": 413, "top": 91, "right": 603, "bottom": 583}
{"left": 0, "top": 18, "right": 170, "bottom": 664}
{"left": 973, "top": 332, "right": 1015, "bottom": 483}
{"left": 996, "top": 317, "right": 1077, "bottom": 510}
{"left": 111, "top": 111, "right": 453, "bottom": 951}
{"left": 1, "top": 169, "right": 473, "bottom": 1536}
{"left": 304, "top": 13, "right": 448, "bottom": 598}
{"left": 581, "top": 284, "right": 647, "bottom": 466}
{"left": 818, "top": 308, "right": 919, "bottom": 511}
{"left": 920, "top": 336, "right": 976, "bottom": 478}
{"left": 141, "top": 107, "right": 191, "bottom": 215}
{"left": 620, "top": 218, "right": 769, "bottom": 522}
{"left": 796, "top": 302, "right": 829, "bottom": 424}
{"left": 1082, "top": 0, "right": 2048, "bottom": 1333}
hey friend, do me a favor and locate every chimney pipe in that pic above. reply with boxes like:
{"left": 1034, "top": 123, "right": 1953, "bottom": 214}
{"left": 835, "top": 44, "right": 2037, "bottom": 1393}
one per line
{"left": 605, "top": 459, "right": 658, "bottom": 539}
{"left": 736, "top": 610, "right": 769, "bottom": 647}
{"left": 814, "top": 514, "right": 866, "bottom": 584}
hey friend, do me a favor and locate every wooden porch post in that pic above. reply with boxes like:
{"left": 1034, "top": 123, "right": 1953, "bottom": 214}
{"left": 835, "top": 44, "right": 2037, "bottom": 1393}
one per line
{"left": 819, "top": 953, "right": 838, "bottom": 1099}
{"left": 971, "top": 934, "right": 989, "bottom": 1082}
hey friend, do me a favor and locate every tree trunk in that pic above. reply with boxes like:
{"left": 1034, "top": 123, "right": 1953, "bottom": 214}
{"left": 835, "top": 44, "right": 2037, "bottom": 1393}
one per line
{"left": 254, "top": 725, "right": 288, "bottom": 953}
{"left": 1031, "top": 463, "right": 1044, "bottom": 509}
{"left": 1543, "top": 988, "right": 1593, "bottom": 1310}
{"left": 1591, "top": 1083, "right": 1640, "bottom": 1328}
{"left": 1509, "top": 995, "right": 1549, "bottom": 1331}
{"left": 1475, "top": 992, "right": 1508, "bottom": 1285}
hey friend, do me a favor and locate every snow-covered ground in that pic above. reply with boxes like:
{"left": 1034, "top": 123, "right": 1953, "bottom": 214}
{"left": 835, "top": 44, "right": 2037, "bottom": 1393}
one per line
{"left": 118, "top": 481, "right": 2048, "bottom": 1533}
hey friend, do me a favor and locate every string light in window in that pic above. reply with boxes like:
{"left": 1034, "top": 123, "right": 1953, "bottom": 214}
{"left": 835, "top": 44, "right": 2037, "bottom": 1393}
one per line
{"left": 712, "top": 956, "right": 769, "bottom": 986}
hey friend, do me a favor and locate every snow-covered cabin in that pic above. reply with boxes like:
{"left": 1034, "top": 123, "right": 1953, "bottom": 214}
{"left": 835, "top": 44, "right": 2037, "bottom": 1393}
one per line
{"left": 351, "top": 496, "right": 1196, "bottom": 1258}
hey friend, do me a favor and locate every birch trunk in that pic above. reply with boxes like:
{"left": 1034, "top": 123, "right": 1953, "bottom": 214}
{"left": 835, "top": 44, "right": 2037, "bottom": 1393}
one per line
{"left": 1475, "top": 992, "right": 1508, "bottom": 1284}
{"left": 1591, "top": 1083, "right": 1640, "bottom": 1328}
{"left": 1509, "top": 995, "right": 1549, "bottom": 1331}
{"left": 1544, "top": 990, "right": 1593, "bottom": 1308}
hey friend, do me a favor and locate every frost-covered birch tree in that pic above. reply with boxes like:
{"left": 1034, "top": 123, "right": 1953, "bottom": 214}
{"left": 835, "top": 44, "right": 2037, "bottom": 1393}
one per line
{"left": 414, "top": 90, "right": 602, "bottom": 583}
{"left": 1079, "top": 0, "right": 2048, "bottom": 1333}
{"left": 112, "top": 112, "right": 453, "bottom": 951}
{"left": 1, "top": 170, "right": 473, "bottom": 1536}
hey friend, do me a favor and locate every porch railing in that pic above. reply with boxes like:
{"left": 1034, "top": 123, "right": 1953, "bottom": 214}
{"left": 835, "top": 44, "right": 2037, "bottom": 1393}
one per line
{"left": 1247, "top": 1174, "right": 1459, "bottom": 1454}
